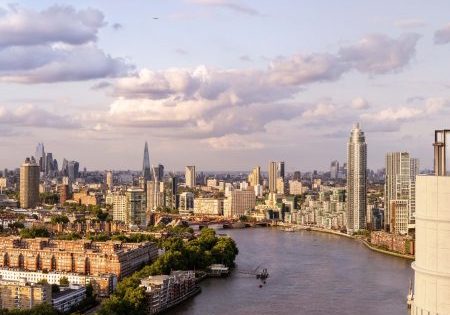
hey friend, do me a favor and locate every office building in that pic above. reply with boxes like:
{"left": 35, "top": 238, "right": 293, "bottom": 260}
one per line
{"left": 248, "top": 166, "right": 261, "bottom": 187}
{"left": 385, "top": 152, "right": 419, "bottom": 233}
{"left": 223, "top": 190, "right": 256, "bottom": 218}
{"left": 126, "top": 188, "right": 146, "bottom": 226}
{"left": 179, "top": 192, "right": 194, "bottom": 212}
{"left": 193, "top": 198, "right": 224, "bottom": 215}
{"left": 289, "top": 180, "right": 304, "bottom": 195}
{"left": 346, "top": 123, "right": 367, "bottom": 234}
{"left": 411, "top": 129, "right": 450, "bottom": 315}
{"left": 330, "top": 160, "right": 339, "bottom": 179}
{"left": 268, "top": 161, "right": 278, "bottom": 193}
{"left": 185, "top": 166, "right": 196, "bottom": 188}
{"left": 20, "top": 157, "right": 40, "bottom": 209}
{"left": 106, "top": 171, "right": 113, "bottom": 190}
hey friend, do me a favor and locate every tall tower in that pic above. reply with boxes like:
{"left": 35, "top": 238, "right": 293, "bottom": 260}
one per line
{"left": 346, "top": 123, "right": 367, "bottom": 234}
{"left": 20, "top": 157, "right": 40, "bottom": 209}
{"left": 142, "top": 141, "right": 151, "bottom": 182}
{"left": 185, "top": 166, "right": 196, "bottom": 188}
{"left": 106, "top": 171, "right": 113, "bottom": 191}
{"left": 268, "top": 161, "right": 277, "bottom": 193}
{"left": 412, "top": 129, "right": 450, "bottom": 315}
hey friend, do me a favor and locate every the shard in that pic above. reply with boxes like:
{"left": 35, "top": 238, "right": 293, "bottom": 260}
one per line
{"left": 143, "top": 141, "right": 151, "bottom": 182}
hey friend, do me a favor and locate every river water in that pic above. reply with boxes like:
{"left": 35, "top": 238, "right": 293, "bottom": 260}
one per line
{"left": 171, "top": 227, "right": 412, "bottom": 315}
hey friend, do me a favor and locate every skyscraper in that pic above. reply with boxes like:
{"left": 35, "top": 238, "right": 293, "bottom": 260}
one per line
{"left": 143, "top": 142, "right": 151, "bottom": 182}
{"left": 126, "top": 188, "right": 146, "bottom": 226}
{"left": 20, "top": 157, "right": 40, "bottom": 209}
{"left": 248, "top": 166, "right": 261, "bottom": 187}
{"left": 35, "top": 143, "right": 45, "bottom": 172}
{"left": 106, "top": 171, "right": 113, "bottom": 190}
{"left": 185, "top": 166, "right": 196, "bottom": 188}
{"left": 268, "top": 161, "right": 278, "bottom": 193}
{"left": 152, "top": 164, "right": 164, "bottom": 182}
{"left": 277, "top": 161, "right": 285, "bottom": 179}
{"left": 346, "top": 123, "right": 367, "bottom": 234}
{"left": 330, "top": 160, "right": 339, "bottom": 179}
{"left": 384, "top": 152, "right": 419, "bottom": 233}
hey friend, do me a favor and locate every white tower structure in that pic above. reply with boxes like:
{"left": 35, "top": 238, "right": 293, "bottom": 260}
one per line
{"left": 412, "top": 129, "right": 450, "bottom": 315}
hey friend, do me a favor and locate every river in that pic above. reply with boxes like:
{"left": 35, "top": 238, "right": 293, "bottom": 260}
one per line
{"left": 171, "top": 227, "right": 412, "bottom": 315}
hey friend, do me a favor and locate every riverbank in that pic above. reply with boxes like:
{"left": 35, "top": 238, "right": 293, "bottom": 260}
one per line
{"left": 273, "top": 223, "right": 414, "bottom": 260}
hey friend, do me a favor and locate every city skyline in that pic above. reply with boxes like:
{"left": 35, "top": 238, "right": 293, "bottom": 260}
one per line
{"left": 1, "top": 1, "right": 450, "bottom": 171}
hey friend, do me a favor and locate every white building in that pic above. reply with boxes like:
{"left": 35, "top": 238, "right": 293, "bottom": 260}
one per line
{"left": 185, "top": 166, "right": 196, "bottom": 188}
{"left": 412, "top": 130, "right": 450, "bottom": 315}
{"left": 346, "top": 123, "right": 367, "bottom": 234}
{"left": 412, "top": 176, "right": 450, "bottom": 315}
{"left": 193, "top": 198, "right": 223, "bottom": 215}
{"left": 52, "top": 285, "right": 86, "bottom": 313}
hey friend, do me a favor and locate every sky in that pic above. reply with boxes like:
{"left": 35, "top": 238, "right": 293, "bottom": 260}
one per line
{"left": 1, "top": 0, "right": 450, "bottom": 172}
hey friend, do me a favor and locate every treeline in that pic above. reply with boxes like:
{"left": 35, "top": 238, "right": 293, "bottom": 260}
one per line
{"left": 0, "top": 304, "right": 59, "bottom": 315}
{"left": 97, "top": 228, "right": 238, "bottom": 315}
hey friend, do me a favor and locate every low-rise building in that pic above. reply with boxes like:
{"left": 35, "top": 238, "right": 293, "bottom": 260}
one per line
{"left": 52, "top": 284, "right": 86, "bottom": 313}
{"left": 0, "top": 269, "right": 116, "bottom": 297}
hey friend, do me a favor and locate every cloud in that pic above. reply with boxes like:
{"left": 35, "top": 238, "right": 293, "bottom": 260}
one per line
{"left": 0, "top": 4, "right": 131, "bottom": 83}
{"left": 112, "top": 23, "right": 123, "bottom": 31}
{"left": 101, "top": 33, "right": 420, "bottom": 139}
{"left": 434, "top": 24, "right": 450, "bottom": 45}
{"left": 0, "top": 45, "right": 131, "bottom": 83}
{"left": 189, "top": 0, "right": 260, "bottom": 16}
{"left": 0, "top": 5, "right": 104, "bottom": 46}
{"left": 395, "top": 18, "right": 426, "bottom": 29}
{"left": 239, "top": 55, "right": 252, "bottom": 62}
{"left": 351, "top": 97, "right": 370, "bottom": 110}
{"left": 204, "top": 134, "right": 264, "bottom": 150}
{"left": 175, "top": 48, "right": 188, "bottom": 55}
{"left": 91, "top": 81, "right": 112, "bottom": 90}
{"left": 0, "top": 104, "right": 80, "bottom": 129}
{"left": 339, "top": 33, "right": 420, "bottom": 74}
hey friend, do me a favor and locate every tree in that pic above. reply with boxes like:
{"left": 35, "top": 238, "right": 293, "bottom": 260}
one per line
{"left": 20, "top": 227, "right": 50, "bottom": 238}
{"left": 50, "top": 215, "right": 69, "bottom": 225}
{"left": 59, "top": 276, "right": 69, "bottom": 287}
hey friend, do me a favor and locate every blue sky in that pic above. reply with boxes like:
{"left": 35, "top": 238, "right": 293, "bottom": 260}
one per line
{"left": 1, "top": 0, "right": 450, "bottom": 171}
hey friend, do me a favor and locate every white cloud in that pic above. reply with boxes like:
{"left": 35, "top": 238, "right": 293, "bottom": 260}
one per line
{"left": 0, "top": 5, "right": 104, "bottom": 46}
{"left": 0, "top": 5, "right": 131, "bottom": 83}
{"left": 351, "top": 97, "right": 370, "bottom": 110}
{"left": 339, "top": 33, "right": 420, "bottom": 74}
{"left": 0, "top": 104, "right": 79, "bottom": 129}
{"left": 205, "top": 134, "right": 264, "bottom": 150}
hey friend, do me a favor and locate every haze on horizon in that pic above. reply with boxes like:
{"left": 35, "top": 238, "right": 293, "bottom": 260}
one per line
{"left": 0, "top": 0, "right": 449, "bottom": 172}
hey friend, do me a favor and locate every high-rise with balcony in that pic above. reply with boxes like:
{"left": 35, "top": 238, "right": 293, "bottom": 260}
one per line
{"left": 384, "top": 152, "right": 419, "bottom": 234}
{"left": 19, "top": 157, "right": 40, "bottom": 209}
{"left": 346, "top": 123, "right": 367, "bottom": 234}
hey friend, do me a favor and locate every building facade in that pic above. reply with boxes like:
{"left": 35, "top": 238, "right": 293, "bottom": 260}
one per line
{"left": 0, "top": 278, "right": 51, "bottom": 310}
{"left": 384, "top": 152, "right": 419, "bottom": 233}
{"left": 0, "top": 237, "right": 158, "bottom": 279}
{"left": 126, "top": 188, "right": 146, "bottom": 226}
{"left": 223, "top": 190, "right": 256, "bottom": 218}
{"left": 193, "top": 198, "right": 223, "bottom": 216}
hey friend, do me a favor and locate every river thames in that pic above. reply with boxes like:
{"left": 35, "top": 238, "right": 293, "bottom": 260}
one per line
{"left": 171, "top": 227, "right": 412, "bottom": 315}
